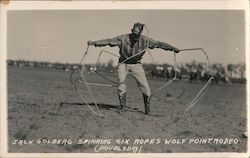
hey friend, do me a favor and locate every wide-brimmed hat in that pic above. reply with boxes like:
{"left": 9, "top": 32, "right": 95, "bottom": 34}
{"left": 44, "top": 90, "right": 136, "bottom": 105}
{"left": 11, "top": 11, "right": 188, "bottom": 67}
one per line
{"left": 131, "top": 22, "right": 144, "bottom": 35}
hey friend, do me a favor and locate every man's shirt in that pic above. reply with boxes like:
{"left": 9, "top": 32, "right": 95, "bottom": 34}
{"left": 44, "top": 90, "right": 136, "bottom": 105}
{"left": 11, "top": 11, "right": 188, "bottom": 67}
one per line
{"left": 93, "top": 34, "right": 177, "bottom": 64}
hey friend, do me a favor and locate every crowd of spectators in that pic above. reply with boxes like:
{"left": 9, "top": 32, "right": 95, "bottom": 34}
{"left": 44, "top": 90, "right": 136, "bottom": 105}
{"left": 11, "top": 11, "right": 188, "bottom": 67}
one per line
{"left": 145, "top": 61, "right": 246, "bottom": 84}
{"left": 7, "top": 59, "right": 246, "bottom": 84}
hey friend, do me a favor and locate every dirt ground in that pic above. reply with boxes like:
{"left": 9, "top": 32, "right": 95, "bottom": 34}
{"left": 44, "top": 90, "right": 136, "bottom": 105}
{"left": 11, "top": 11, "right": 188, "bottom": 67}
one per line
{"left": 7, "top": 66, "right": 247, "bottom": 153}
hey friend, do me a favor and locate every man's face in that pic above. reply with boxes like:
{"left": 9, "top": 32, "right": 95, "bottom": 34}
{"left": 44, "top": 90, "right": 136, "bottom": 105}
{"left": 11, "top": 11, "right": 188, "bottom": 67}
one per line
{"left": 131, "top": 27, "right": 141, "bottom": 41}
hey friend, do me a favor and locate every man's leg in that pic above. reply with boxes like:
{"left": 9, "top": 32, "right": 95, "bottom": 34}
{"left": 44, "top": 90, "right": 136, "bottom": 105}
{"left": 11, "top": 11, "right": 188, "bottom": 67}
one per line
{"left": 117, "top": 63, "right": 128, "bottom": 109}
{"left": 130, "top": 64, "right": 151, "bottom": 114}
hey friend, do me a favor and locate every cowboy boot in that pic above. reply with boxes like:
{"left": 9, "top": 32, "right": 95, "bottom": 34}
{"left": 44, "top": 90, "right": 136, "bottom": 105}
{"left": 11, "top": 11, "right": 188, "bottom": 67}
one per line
{"left": 143, "top": 94, "right": 151, "bottom": 115}
{"left": 118, "top": 93, "right": 126, "bottom": 110}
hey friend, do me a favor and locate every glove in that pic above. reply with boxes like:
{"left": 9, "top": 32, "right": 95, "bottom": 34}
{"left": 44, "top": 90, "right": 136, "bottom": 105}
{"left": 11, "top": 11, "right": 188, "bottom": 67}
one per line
{"left": 88, "top": 41, "right": 95, "bottom": 46}
{"left": 173, "top": 47, "right": 180, "bottom": 53}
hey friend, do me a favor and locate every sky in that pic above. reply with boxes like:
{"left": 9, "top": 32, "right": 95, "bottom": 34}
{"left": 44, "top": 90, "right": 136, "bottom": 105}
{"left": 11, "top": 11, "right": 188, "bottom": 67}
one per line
{"left": 7, "top": 10, "right": 245, "bottom": 65}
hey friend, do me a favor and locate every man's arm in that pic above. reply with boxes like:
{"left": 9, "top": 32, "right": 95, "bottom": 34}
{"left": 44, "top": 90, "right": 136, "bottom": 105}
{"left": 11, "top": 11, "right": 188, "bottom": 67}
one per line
{"left": 147, "top": 37, "right": 180, "bottom": 53}
{"left": 88, "top": 36, "right": 121, "bottom": 47}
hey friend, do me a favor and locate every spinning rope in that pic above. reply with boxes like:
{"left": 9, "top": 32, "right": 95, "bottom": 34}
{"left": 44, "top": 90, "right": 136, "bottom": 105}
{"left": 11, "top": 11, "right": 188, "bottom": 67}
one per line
{"left": 70, "top": 46, "right": 214, "bottom": 118}
{"left": 174, "top": 48, "right": 215, "bottom": 123}
{"left": 150, "top": 51, "right": 185, "bottom": 101}
{"left": 71, "top": 45, "right": 107, "bottom": 117}
{"left": 70, "top": 25, "right": 214, "bottom": 118}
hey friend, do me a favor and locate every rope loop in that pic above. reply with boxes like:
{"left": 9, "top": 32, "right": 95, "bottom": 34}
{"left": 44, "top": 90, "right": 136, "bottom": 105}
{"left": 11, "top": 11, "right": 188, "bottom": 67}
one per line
{"left": 69, "top": 25, "right": 214, "bottom": 119}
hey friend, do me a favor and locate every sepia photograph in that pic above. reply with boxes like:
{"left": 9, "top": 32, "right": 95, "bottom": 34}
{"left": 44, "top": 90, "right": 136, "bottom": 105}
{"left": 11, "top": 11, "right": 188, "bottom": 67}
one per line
{"left": 0, "top": 1, "right": 249, "bottom": 158}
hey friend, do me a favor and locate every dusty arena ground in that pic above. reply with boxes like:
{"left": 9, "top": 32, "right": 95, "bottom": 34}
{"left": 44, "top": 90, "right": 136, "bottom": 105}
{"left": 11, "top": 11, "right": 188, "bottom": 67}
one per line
{"left": 7, "top": 66, "right": 247, "bottom": 153}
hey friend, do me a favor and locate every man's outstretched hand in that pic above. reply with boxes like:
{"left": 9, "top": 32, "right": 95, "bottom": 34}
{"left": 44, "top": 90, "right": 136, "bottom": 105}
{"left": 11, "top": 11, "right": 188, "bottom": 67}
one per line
{"left": 87, "top": 41, "right": 95, "bottom": 46}
{"left": 173, "top": 47, "right": 180, "bottom": 53}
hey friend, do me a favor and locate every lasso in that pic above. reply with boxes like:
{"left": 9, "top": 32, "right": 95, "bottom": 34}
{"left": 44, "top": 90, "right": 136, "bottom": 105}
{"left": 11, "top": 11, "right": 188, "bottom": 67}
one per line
{"left": 70, "top": 26, "right": 214, "bottom": 118}
{"left": 174, "top": 48, "right": 215, "bottom": 123}
{"left": 150, "top": 52, "right": 185, "bottom": 101}
{"left": 70, "top": 45, "right": 105, "bottom": 117}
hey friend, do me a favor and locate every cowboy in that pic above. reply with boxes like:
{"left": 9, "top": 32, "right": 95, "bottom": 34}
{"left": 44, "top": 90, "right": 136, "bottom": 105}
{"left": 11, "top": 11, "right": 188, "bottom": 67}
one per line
{"left": 88, "top": 22, "right": 180, "bottom": 115}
